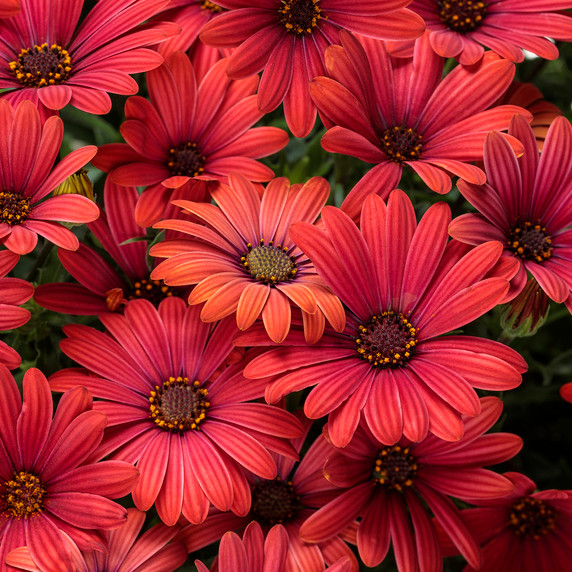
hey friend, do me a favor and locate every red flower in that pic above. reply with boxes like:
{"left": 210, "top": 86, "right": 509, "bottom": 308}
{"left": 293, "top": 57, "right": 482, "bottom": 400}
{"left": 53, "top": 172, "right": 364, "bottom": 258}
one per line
{"left": 495, "top": 81, "right": 563, "bottom": 151}
{"left": 309, "top": 31, "right": 530, "bottom": 219}
{"left": 200, "top": 0, "right": 425, "bottom": 137}
{"left": 240, "top": 191, "right": 526, "bottom": 447}
{"left": 440, "top": 472, "right": 572, "bottom": 572}
{"left": 194, "top": 521, "right": 353, "bottom": 572}
{"left": 0, "top": 250, "right": 33, "bottom": 368}
{"left": 560, "top": 383, "right": 572, "bottom": 404}
{"left": 0, "top": 0, "right": 19, "bottom": 18}
{"left": 180, "top": 418, "right": 358, "bottom": 572}
{"left": 6, "top": 508, "right": 188, "bottom": 572}
{"left": 449, "top": 115, "right": 572, "bottom": 305}
{"left": 152, "top": 0, "right": 226, "bottom": 57}
{"left": 0, "top": 0, "right": 178, "bottom": 116}
{"left": 186, "top": 36, "right": 230, "bottom": 84}
{"left": 151, "top": 174, "right": 345, "bottom": 344}
{"left": 194, "top": 522, "right": 290, "bottom": 572}
{"left": 299, "top": 397, "right": 522, "bottom": 571}
{"left": 0, "top": 100, "right": 99, "bottom": 254}
{"left": 34, "top": 179, "right": 191, "bottom": 315}
{"left": 0, "top": 366, "right": 139, "bottom": 571}
{"left": 93, "top": 51, "right": 288, "bottom": 227}
{"left": 410, "top": 0, "right": 572, "bottom": 65}
{"left": 49, "top": 298, "right": 303, "bottom": 526}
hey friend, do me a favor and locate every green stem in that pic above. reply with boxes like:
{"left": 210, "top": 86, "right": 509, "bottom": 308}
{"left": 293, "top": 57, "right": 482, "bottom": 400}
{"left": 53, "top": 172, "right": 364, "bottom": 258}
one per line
{"left": 25, "top": 240, "right": 54, "bottom": 283}
{"left": 497, "top": 331, "right": 515, "bottom": 346}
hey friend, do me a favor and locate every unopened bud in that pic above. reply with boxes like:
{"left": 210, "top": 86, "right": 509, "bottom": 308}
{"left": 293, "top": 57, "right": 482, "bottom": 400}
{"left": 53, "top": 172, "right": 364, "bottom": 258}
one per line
{"left": 105, "top": 287, "right": 125, "bottom": 312}
{"left": 500, "top": 277, "right": 549, "bottom": 338}
{"left": 53, "top": 168, "right": 95, "bottom": 201}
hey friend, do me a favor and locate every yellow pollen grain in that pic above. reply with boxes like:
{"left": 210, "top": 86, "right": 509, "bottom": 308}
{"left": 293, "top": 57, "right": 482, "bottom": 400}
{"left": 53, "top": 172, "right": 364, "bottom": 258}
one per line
{"left": 201, "top": 0, "right": 223, "bottom": 12}
{"left": 0, "top": 191, "right": 32, "bottom": 225}
{"left": 2, "top": 472, "right": 46, "bottom": 519}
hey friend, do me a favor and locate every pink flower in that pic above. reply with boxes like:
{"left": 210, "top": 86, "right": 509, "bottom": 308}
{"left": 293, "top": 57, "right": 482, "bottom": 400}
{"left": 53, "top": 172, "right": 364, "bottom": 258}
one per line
{"left": 440, "top": 472, "right": 572, "bottom": 572}
{"left": 299, "top": 397, "right": 522, "bottom": 571}
{"left": 410, "top": 0, "right": 572, "bottom": 65}
{"left": 0, "top": 366, "right": 139, "bottom": 571}
{"left": 0, "top": 250, "right": 33, "bottom": 368}
{"left": 449, "top": 115, "right": 572, "bottom": 305}
{"left": 93, "top": 51, "right": 288, "bottom": 227}
{"left": 0, "top": 100, "right": 99, "bottom": 255}
{"left": 309, "top": 31, "right": 529, "bottom": 218}
{"left": 240, "top": 191, "right": 526, "bottom": 447}
{"left": 200, "top": 0, "right": 425, "bottom": 137}
{"left": 6, "top": 508, "right": 188, "bottom": 572}
{"left": 34, "top": 179, "right": 191, "bottom": 315}
{"left": 49, "top": 298, "right": 304, "bottom": 526}
{"left": 0, "top": 0, "right": 179, "bottom": 116}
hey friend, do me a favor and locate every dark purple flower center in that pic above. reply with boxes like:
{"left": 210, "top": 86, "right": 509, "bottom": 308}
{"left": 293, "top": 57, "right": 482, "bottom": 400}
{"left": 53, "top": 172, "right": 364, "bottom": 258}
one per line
{"left": 2, "top": 471, "right": 46, "bottom": 519}
{"left": 251, "top": 478, "right": 300, "bottom": 525}
{"left": 508, "top": 219, "right": 553, "bottom": 263}
{"left": 201, "top": 0, "right": 223, "bottom": 13}
{"left": 9, "top": 43, "right": 72, "bottom": 88}
{"left": 356, "top": 311, "right": 417, "bottom": 368}
{"left": 381, "top": 126, "right": 423, "bottom": 163}
{"left": 149, "top": 376, "right": 210, "bottom": 432}
{"left": 279, "top": 0, "right": 325, "bottom": 35}
{"left": 508, "top": 496, "right": 556, "bottom": 539}
{"left": 0, "top": 191, "right": 31, "bottom": 225}
{"left": 167, "top": 142, "right": 206, "bottom": 177}
{"left": 372, "top": 446, "right": 418, "bottom": 491}
{"left": 438, "top": 0, "right": 487, "bottom": 33}
{"left": 129, "top": 278, "right": 175, "bottom": 306}
{"left": 242, "top": 240, "right": 297, "bottom": 285}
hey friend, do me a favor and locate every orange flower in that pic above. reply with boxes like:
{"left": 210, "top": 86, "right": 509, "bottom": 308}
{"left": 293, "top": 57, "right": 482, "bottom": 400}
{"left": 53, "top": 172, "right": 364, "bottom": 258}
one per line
{"left": 151, "top": 174, "right": 345, "bottom": 344}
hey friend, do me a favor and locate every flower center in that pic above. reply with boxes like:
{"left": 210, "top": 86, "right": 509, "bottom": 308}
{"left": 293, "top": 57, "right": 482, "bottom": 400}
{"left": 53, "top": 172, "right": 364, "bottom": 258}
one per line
{"left": 438, "top": 0, "right": 487, "bottom": 33}
{"left": 356, "top": 311, "right": 417, "bottom": 368}
{"left": 1, "top": 471, "right": 46, "bottom": 519}
{"left": 241, "top": 240, "right": 297, "bottom": 285}
{"left": 9, "top": 43, "right": 72, "bottom": 88}
{"left": 0, "top": 191, "right": 31, "bottom": 225}
{"left": 129, "top": 278, "right": 174, "bottom": 305}
{"left": 149, "top": 377, "right": 210, "bottom": 432}
{"left": 508, "top": 219, "right": 552, "bottom": 263}
{"left": 381, "top": 126, "right": 423, "bottom": 163}
{"left": 251, "top": 478, "right": 300, "bottom": 525}
{"left": 372, "top": 446, "right": 418, "bottom": 491}
{"left": 201, "top": 0, "right": 223, "bottom": 12}
{"left": 167, "top": 142, "right": 205, "bottom": 177}
{"left": 508, "top": 497, "right": 556, "bottom": 539}
{"left": 279, "top": 0, "right": 325, "bottom": 35}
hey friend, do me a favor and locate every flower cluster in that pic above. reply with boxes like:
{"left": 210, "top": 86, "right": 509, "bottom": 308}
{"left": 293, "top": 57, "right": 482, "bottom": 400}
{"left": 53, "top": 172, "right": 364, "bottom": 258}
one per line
{"left": 1, "top": 0, "right": 571, "bottom": 570}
